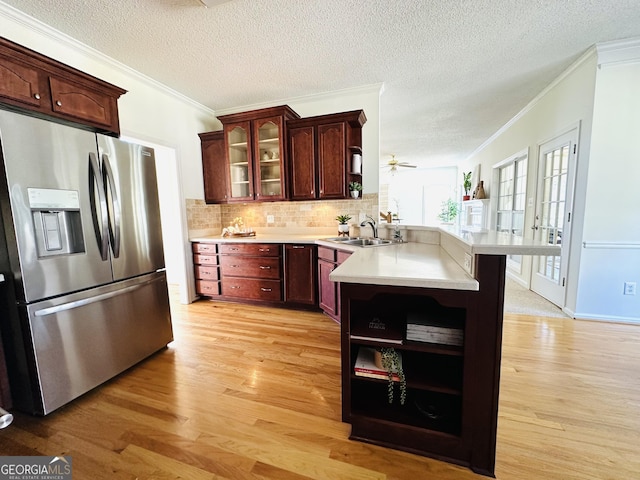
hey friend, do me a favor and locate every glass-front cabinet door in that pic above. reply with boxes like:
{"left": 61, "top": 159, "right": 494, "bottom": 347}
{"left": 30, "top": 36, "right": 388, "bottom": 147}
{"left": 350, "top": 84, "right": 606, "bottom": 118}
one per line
{"left": 253, "top": 116, "right": 285, "bottom": 201}
{"left": 225, "top": 121, "right": 253, "bottom": 201}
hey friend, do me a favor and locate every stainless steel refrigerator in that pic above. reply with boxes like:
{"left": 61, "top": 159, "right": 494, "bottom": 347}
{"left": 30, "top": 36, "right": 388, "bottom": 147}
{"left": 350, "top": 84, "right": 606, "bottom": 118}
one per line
{"left": 0, "top": 109, "right": 173, "bottom": 415}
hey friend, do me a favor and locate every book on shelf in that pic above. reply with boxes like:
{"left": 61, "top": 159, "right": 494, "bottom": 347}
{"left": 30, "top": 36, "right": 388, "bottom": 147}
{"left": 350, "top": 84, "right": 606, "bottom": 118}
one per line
{"left": 406, "top": 311, "right": 464, "bottom": 346}
{"left": 354, "top": 347, "right": 402, "bottom": 381}
{"left": 350, "top": 313, "right": 404, "bottom": 344}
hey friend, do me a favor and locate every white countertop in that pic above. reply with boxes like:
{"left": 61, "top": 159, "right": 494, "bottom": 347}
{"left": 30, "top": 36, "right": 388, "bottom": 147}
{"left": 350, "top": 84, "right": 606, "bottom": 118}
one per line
{"left": 439, "top": 225, "right": 562, "bottom": 255}
{"left": 190, "top": 233, "right": 320, "bottom": 244}
{"left": 190, "top": 226, "right": 560, "bottom": 255}
{"left": 329, "top": 242, "right": 479, "bottom": 291}
{"left": 190, "top": 226, "right": 560, "bottom": 291}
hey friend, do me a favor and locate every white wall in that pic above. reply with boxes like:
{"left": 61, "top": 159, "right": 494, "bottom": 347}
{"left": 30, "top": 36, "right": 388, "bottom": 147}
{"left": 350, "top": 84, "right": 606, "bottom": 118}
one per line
{"left": 576, "top": 57, "right": 640, "bottom": 322}
{"left": 463, "top": 50, "right": 598, "bottom": 316}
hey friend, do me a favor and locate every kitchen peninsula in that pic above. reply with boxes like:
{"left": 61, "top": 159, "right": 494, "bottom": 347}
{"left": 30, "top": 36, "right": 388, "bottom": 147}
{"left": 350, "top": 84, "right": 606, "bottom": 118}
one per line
{"left": 190, "top": 226, "right": 559, "bottom": 476}
{"left": 330, "top": 227, "right": 560, "bottom": 477}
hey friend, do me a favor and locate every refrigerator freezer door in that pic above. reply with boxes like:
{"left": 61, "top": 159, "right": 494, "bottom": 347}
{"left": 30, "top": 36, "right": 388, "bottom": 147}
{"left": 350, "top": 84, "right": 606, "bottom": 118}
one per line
{"left": 97, "top": 135, "right": 165, "bottom": 280}
{"left": 0, "top": 111, "right": 113, "bottom": 302}
{"left": 24, "top": 271, "right": 173, "bottom": 415}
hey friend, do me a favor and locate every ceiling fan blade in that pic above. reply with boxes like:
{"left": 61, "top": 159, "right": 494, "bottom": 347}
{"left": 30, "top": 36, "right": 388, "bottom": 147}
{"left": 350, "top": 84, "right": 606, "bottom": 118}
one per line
{"left": 398, "top": 163, "right": 417, "bottom": 168}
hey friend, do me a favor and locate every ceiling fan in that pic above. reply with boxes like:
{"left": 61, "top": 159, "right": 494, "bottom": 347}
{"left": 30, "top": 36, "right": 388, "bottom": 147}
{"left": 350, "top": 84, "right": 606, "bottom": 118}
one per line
{"left": 383, "top": 155, "right": 417, "bottom": 174}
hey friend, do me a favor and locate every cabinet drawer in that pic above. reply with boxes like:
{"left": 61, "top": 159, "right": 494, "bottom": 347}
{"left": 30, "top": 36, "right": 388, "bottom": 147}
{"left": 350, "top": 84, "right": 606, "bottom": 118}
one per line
{"left": 196, "top": 280, "right": 220, "bottom": 296}
{"left": 221, "top": 278, "right": 281, "bottom": 301}
{"left": 193, "top": 253, "right": 218, "bottom": 265}
{"left": 220, "top": 256, "right": 281, "bottom": 279}
{"left": 318, "top": 246, "right": 336, "bottom": 262}
{"left": 219, "top": 243, "right": 280, "bottom": 256}
{"left": 192, "top": 242, "right": 217, "bottom": 254}
{"left": 194, "top": 265, "right": 219, "bottom": 281}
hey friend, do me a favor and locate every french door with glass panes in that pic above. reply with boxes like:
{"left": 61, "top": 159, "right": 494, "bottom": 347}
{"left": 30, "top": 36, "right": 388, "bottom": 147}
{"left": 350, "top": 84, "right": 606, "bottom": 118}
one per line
{"left": 495, "top": 151, "right": 528, "bottom": 272}
{"left": 530, "top": 129, "right": 578, "bottom": 306}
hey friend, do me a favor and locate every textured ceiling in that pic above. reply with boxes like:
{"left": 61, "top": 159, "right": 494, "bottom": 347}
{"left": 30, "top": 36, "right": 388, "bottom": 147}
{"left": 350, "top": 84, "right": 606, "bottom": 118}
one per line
{"left": 3, "top": 0, "right": 640, "bottom": 167}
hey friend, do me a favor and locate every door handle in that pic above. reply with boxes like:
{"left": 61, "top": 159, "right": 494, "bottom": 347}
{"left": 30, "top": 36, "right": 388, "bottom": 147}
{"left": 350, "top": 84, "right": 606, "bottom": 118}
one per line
{"left": 88, "top": 153, "right": 109, "bottom": 261}
{"left": 531, "top": 214, "right": 539, "bottom": 230}
{"left": 102, "top": 154, "right": 121, "bottom": 258}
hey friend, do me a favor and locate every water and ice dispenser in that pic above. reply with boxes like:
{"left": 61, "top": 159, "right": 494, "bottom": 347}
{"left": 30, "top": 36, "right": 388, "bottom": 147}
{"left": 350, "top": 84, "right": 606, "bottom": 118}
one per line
{"left": 28, "top": 188, "right": 85, "bottom": 258}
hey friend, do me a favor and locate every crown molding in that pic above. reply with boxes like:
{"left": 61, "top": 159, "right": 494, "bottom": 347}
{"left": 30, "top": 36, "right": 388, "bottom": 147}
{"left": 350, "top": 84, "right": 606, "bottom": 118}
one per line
{"left": 214, "top": 83, "right": 383, "bottom": 117}
{"left": 596, "top": 36, "right": 640, "bottom": 67}
{"left": 466, "top": 46, "right": 597, "bottom": 161}
{"left": 0, "top": 2, "right": 215, "bottom": 116}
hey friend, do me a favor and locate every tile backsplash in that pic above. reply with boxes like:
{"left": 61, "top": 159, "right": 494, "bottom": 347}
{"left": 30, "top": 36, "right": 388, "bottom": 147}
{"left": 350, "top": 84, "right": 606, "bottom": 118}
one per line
{"left": 186, "top": 194, "right": 378, "bottom": 234}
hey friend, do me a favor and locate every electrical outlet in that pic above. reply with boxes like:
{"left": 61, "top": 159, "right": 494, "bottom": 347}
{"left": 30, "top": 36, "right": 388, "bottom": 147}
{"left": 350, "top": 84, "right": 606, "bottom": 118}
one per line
{"left": 624, "top": 282, "right": 637, "bottom": 295}
{"left": 463, "top": 253, "right": 472, "bottom": 273}
{"left": 266, "top": 215, "right": 274, "bottom": 224}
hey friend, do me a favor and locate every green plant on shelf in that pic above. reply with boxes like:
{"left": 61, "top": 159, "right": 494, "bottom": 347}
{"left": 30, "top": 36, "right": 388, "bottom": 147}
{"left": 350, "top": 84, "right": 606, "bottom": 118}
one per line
{"left": 349, "top": 181, "right": 362, "bottom": 192}
{"left": 380, "top": 347, "right": 406, "bottom": 405}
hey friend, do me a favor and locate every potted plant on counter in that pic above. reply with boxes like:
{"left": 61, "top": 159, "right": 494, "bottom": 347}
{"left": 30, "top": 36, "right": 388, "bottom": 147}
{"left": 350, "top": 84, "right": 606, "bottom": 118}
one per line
{"left": 349, "top": 181, "right": 362, "bottom": 199}
{"left": 336, "top": 214, "right": 352, "bottom": 236}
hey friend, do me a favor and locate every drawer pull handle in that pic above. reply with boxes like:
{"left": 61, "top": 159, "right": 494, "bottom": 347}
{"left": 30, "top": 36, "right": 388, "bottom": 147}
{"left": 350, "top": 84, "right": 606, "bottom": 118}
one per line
{"left": 230, "top": 264, "right": 239, "bottom": 268}
{"left": 203, "top": 271, "right": 212, "bottom": 275}
{"left": 292, "top": 245, "right": 305, "bottom": 249}
{"left": 229, "top": 247, "right": 239, "bottom": 251}
{"left": 259, "top": 266, "right": 271, "bottom": 269}
{"left": 230, "top": 286, "right": 240, "bottom": 289}
{"left": 261, "top": 288, "right": 272, "bottom": 292}
{"left": 259, "top": 248, "right": 270, "bottom": 252}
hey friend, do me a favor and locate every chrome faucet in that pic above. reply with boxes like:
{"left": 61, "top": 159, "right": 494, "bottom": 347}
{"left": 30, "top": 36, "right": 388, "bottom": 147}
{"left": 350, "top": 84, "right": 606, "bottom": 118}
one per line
{"left": 360, "top": 215, "right": 378, "bottom": 238}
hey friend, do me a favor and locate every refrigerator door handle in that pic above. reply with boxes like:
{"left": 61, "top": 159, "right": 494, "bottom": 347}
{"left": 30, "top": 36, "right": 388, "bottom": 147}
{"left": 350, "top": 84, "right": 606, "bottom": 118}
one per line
{"left": 34, "top": 276, "right": 161, "bottom": 317}
{"left": 88, "top": 152, "right": 109, "bottom": 261}
{"left": 101, "top": 153, "right": 121, "bottom": 258}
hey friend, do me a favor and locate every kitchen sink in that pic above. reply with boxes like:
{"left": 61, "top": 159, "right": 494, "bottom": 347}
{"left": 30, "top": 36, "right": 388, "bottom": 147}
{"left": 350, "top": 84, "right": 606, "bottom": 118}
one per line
{"left": 322, "top": 237, "right": 394, "bottom": 247}
{"left": 321, "top": 236, "right": 360, "bottom": 242}
{"left": 342, "top": 238, "right": 393, "bottom": 247}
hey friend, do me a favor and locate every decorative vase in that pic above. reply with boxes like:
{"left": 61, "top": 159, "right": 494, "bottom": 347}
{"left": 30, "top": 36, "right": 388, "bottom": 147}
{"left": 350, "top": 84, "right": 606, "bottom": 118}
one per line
{"left": 476, "top": 181, "right": 486, "bottom": 199}
{"left": 350, "top": 190, "right": 359, "bottom": 199}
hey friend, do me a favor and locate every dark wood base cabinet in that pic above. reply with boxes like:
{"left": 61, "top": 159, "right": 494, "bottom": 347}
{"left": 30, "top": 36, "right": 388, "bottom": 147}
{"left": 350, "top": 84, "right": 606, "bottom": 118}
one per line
{"left": 318, "top": 246, "right": 351, "bottom": 322}
{"left": 340, "top": 255, "right": 506, "bottom": 477}
{"left": 192, "top": 242, "right": 319, "bottom": 310}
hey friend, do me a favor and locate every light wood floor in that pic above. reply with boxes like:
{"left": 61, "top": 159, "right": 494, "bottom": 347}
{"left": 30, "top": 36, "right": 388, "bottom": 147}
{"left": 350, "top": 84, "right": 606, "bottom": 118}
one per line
{"left": 1, "top": 291, "right": 639, "bottom": 479}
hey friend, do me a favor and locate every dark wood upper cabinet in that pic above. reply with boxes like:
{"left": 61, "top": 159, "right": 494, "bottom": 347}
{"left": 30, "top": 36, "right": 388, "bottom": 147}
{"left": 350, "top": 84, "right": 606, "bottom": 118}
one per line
{"left": 218, "top": 106, "right": 299, "bottom": 203}
{"left": 0, "top": 37, "right": 125, "bottom": 136}
{"left": 199, "top": 131, "right": 227, "bottom": 204}
{"left": 288, "top": 126, "right": 316, "bottom": 200}
{"left": 198, "top": 106, "right": 366, "bottom": 204}
{"left": 288, "top": 110, "right": 366, "bottom": 201}
{"left": 317, "top": 122, "right": 347, "bottom": 199}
